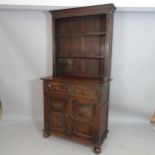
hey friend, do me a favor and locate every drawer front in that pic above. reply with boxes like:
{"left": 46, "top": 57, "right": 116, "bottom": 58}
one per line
{"left": 45, "top": 81, "right": 68, "bottom": 95}
{"left": 45, "top": 81, "right": 99, "bottom": 99}
{"left": 72, "top": 85, "right": 98, "bottom": 98}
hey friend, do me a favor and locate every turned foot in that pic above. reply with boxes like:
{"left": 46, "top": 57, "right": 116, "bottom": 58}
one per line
{"left": 43, "top": 131, "right": 50, "bottom": 138}
{"left": 94, "top": 146, "right": 101, "bottom": 154}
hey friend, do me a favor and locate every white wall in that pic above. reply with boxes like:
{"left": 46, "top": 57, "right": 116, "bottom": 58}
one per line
{"left": 0, "top": 10, "right": 52, "bottom": 120}
{"left": 0, "top": 0, "right": 155, "bottom": 7}
{"left": 0, "top": 10, "right": 155, "bottom": 123}
{"left": 110, "top": 12, "right": 155, "bottom": 122}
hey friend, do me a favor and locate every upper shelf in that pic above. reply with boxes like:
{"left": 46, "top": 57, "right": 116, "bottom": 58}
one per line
{"left": 55, "top": 32, "right": 106, "bottom": 37}
{"left": 56, "top": 55, "right": 104, "bottom": 59}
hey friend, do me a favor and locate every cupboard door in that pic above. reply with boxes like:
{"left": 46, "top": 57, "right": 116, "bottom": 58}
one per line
{"left": 47, "top": 96, "right": 68, "bottom": 135}
{"left": 72, "top": 99, "right": 95, "bottom": 141}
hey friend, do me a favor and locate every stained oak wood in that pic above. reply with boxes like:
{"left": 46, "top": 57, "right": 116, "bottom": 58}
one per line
{"left": 55, "top": 14, "right": 106, "bottom": 79}
{"left": 42, "top": 3, "right": 115, "bottom": 154}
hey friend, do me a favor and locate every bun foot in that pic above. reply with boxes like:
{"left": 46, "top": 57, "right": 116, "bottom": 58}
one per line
{"left": 94, "top": 146, "right": 101, "bottom": 154}
{"left": 43, "top": 131, "right": 50, "bottom": 138}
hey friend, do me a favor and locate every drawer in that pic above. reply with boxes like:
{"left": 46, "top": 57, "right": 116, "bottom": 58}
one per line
{"left": 45, "top": 81, "right": 68, "bottom": 95}
{"left": 72, "top": 85, "right": 98, "bottom": 98}
{"left": 44, "top": 81, "right": 99, "bottom": 99}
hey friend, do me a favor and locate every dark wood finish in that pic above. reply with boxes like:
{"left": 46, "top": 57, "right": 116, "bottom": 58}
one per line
{"left": 41, "top": 3, "right": 115, "bottom": 154}
{"left": 94, "top": 145, "right": 102, "bottom": 154}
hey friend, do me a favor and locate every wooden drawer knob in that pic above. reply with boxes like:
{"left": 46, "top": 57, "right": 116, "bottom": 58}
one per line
{"left": 65, "top": 113, "right": 69, "bottom": 118}
{"left": 48, "top": 84, "right": 52, "bottom": 88}
{"left": 71, "top": 115, "right": 75, "bottom": 119}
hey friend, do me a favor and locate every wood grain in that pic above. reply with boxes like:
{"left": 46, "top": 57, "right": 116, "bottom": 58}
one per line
{"left": 42, "top": 3, "right": 116, "bottom": 154}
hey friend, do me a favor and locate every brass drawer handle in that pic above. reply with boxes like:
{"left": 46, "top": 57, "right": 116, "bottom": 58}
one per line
{"left": 65, "top": 114, "right": 75, "bottom": 119}
{"left": 81, "top": 91, "right": 85, "bottom": 95}
{"left": 55, "top": 86, "right": 60, "bottom": 91}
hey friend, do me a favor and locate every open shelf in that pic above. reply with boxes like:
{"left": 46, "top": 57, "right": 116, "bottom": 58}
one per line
{"left": 56, "top": 56, "right": 104, "bottom": 59}
{"left": 56, "top": 58, "right": 104, "bottom": 78}
{"left": 55, "top": 14, "right": 107, "bottom": 79}
{"left": 55, "top": 32, "right": 106, "bottom": 37}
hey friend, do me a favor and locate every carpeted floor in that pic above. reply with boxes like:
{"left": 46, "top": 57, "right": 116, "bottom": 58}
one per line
{"left": 0, "top": 120, "right": 155, "bottom": 155}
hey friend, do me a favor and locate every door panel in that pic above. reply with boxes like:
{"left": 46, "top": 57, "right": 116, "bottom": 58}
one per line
{"left": 50, "top": 111, "right": 65, "bottom": 130}
{"left": 47, "top": 96, "right": 68, "bottom": 134}
{"left": 73, "top": 103, "right": 93, "bottom": 119}
{"left": 72, "top": 99, "right": 95, "bottom": 140}
{"left": 73, "top": 121, "right": 92, "bottom": 139}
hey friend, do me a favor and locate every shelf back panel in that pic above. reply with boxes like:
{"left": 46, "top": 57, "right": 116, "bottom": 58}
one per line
{"left": 55, "top": 14, "right": 106, "bottom": 79}
{"left": 56, "top": 14, "right": 106, "bottom": 35}
{"left": 56, "top": 58, "right": 103, "bottom": 78}
{"left": 56, "top": 36, "right": 105, "bottom": 57}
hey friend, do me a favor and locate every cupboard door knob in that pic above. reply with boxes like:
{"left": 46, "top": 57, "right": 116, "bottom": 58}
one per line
{"left": 71, "top": 115, "right": 75, "bottom": 119}
{"left": 65, "top": 113, "right": 68, "bottom": 118}
{"left": 48, "top": 84, "right": 52, "bottom": 88}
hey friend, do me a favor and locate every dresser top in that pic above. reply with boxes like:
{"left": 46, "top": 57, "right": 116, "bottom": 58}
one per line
{"left": 41, "top": 76, "right": 108, "bottom": 84}
{"left": 51, "top": 3, "right": 116, "bottom": 18}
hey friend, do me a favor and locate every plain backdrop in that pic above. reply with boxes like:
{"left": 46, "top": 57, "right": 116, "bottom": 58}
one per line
{"left": 1, "top": 0, "right": 155, "bottom": 7}
{"left": 0, "top": 9, "right": 155, "bottom": 124}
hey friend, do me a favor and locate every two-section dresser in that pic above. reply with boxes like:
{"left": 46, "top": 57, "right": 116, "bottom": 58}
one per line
{"left": 42, "top": 4, "right": 115, "bottom": 154}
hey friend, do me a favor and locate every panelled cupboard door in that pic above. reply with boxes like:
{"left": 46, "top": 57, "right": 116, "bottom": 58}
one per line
{"left": 47, "top": 94, "right": 96, "bottom": 142}
{"left": 47, "top": 96, "right": 69, "bottom": 135}
{"left": 71, "top": 98, "right": 95, "bottom": 141}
